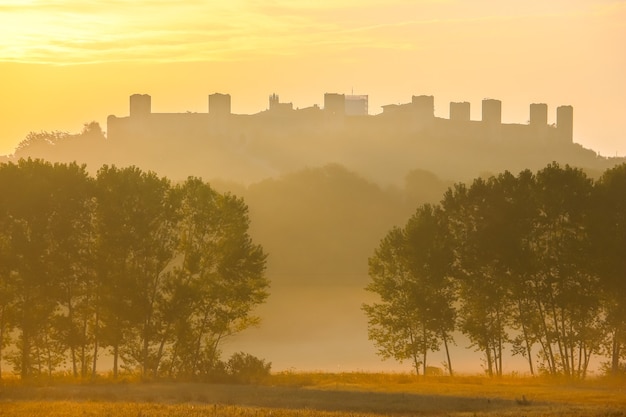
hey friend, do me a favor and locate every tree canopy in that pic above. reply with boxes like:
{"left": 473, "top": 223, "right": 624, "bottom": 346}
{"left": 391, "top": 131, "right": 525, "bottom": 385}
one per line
{"left": 0, "top": 159, "right": 268, "bottom": 380}
{"left": 364, "top": 163, "right": 626, "bottom": 378}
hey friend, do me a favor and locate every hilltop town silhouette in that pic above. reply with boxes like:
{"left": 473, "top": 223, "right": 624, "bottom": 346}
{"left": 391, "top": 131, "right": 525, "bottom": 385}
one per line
{"left": 107, "top": 92, "right": 574, "bottom": 145}
{"left": 5, "top": 90, "right": 621, "bottom": 186}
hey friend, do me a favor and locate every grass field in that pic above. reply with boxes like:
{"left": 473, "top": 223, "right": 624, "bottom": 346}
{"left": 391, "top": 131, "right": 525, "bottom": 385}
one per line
{"left": 1, "top": 372, "right": 625, "bottom": 416}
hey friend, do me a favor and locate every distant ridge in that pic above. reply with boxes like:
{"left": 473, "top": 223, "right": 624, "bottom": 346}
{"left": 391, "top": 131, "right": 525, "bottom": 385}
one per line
{"left": 2, "top": 92, "right": 623, "bottom": 185}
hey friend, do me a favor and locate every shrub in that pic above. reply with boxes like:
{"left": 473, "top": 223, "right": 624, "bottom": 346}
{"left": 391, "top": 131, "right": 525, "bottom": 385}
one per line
{"left": 226, "top": 352, "right": 271, "bottom": 384}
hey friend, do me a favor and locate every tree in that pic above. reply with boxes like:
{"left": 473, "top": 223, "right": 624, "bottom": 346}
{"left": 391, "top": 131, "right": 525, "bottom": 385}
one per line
{"left": 165, "top": 178, "right": 269, "bottom": 378}
{"left": 528, "top": 163, "right": 599, "bottom": 378}
{"left": 94, "top": 165, "right": 178, "bottom": 378}
{"left": 227, "top": 352, "right": 271, "bottom": 383}
{"left": 442, "top": 176, "right": 516, "bottom": 377}
{"left": 590, "top": 163, "right": 626, "bottom": 375}
{"left": 363, "top": 205, "right": 455, "bottom": 376}
{"left": 0, "top": 161, "right": 269, "bottom": 379}
{"left": 0, "top": 159, "right": 95, "bottom": 378}
{"left": 43, "top": 162, "right": 96, "bottom": 378}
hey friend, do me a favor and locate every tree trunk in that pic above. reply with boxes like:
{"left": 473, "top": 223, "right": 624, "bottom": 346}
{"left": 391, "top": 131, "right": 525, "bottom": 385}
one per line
{"left": 0, "top": 318, "right": 3, "bottom": 380}
{"left": 21, "top": 328, "right": 30, "bottom": 379}
{"left": 549, "top": 292, "right": 568, "bottom": 376}
{"left": 537, "top": 292, "right": 558, "bottom": 374}
{"left": 422, "top": 324, "right": 427, "bottom": 376}
{"left": 113, "top": 343, "right": 119, "bottom": 379}
{"left": 516, "top": 299, "right": 535, "bottom": 376}
{"left": 412, "top": 352, "right": 420, "bottom": 376}
{"left": 535, "top": 301, "right": 555, "bottom": 374}
{"left": 80, "top": 316, "right": 88, "bottom": 378}
{"left": 68, "top": 298, "right": 78, "bottom": 378}
{"left": 442, "top": 331, "right": 453, "bottom": 377}
{"left": 485, "top": 341, "right": 493, "bottom": 377}
{"left": 496, "top": 309, "right": 503, "bottom": 377}
{"left": 142, "top": 320, "right": 150, "bottom": 378}
{"left": 91, "top": 311, "right": 99, "bottom": 380}
{"left": 611, "top": 328, "right": 621, "bottom": 375}
{"left": 521, "top": 322, "right": 535, "bottom": 375}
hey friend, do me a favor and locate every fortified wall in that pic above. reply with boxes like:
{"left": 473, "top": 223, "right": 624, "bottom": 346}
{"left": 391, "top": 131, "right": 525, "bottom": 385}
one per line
{"left": 107, "top": 93, "right": 574, "bottom": 144}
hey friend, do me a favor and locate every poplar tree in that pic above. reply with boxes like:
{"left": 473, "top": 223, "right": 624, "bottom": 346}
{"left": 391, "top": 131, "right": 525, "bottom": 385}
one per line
{"left": 364, "top": 205, "right": 455, "bottom": 376}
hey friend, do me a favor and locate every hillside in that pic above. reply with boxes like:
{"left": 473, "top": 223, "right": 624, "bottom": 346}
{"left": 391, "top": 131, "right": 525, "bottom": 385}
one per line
{"left": 1, "top": 121, "right": 624, "bottom": 372}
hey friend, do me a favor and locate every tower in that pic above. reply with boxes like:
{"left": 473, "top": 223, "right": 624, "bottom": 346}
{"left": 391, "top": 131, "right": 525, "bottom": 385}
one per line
{"left": 482, "top": 99, "right": 501, "bottom": 125}
{"left": 557, "top": 105, "right": 573, "bottom": 142}
{"left": 324, "top": 93, "right": 345, "bottom": 116}
{"left": 345, "top": 95, "right": 368, "bottom": 116}
{"left": 209, "top": 93, "right": 231, "bottom": 117}
{"left": 269, "top": 93, "right": 280, "bottom": 111}
{"left": 130, "top": 94, "right": 151, "bottom": 118}
{"left": 412, "top": 95, "right": 435, "bottom": 118}
{"left": 450, "top": 102, "right": 470, "bottom": 121}
{"left": 530, "top": 103, "right": 548, "bottom": 126}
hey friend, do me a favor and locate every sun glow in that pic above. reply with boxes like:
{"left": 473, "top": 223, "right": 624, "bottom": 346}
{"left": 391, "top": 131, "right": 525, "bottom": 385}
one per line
{"left": 2, "top": 0, "right": 622, "bottom": 65}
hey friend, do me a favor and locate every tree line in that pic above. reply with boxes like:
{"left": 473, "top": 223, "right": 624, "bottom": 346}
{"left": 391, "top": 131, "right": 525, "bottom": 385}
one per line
{"left": 364, "top": 163, "right": 626, "bottom": 378}
{"left": 0, "top": 159, "right": 268, "bottom": 380}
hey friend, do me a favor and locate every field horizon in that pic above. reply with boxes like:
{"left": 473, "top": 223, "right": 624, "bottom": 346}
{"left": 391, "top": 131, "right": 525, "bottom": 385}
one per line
{"left": 1, "top": 371, "right": 625, "bottom": 416}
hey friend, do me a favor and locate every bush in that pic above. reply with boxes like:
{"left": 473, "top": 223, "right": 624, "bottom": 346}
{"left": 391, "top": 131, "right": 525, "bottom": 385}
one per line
{"left": 226, "top": 352, "right": 271, "bottom": 384}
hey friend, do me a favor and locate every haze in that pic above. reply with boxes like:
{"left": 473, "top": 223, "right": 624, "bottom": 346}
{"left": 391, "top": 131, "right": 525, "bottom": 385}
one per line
{"left": 1, "top": 0, "right": 625, "bottom": 375}
{"left": 1, "top": 0, "right": 625, "bottom": 157}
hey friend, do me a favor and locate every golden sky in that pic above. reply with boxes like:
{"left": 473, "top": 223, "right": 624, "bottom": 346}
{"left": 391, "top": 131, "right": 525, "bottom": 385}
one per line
{"left": 1, "top": 0, "right": 625, "bottom": 156}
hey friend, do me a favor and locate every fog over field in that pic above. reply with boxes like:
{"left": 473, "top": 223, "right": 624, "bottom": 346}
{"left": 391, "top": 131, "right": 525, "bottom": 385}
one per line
{"left": 3, "top": 104, "right": 623, "bottom": 374}
{"left": 1, "top": 0, "right": 625, "bottom": 377}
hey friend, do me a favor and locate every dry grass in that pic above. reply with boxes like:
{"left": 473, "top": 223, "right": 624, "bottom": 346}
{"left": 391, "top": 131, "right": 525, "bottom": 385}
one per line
{"left": 1, "top": 372, "right": 625, "bottom": 416}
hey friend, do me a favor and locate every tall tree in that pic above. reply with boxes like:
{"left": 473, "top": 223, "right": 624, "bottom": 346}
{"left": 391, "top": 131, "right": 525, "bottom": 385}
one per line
{"left": 45, "top": 162, "right": 96, "bottom": 378}
{"left": 442, "top": 177, "right": 515, "bottom": 377}
{"left": 94, "top": 165, "right": 177, "bottom": 378}
{"left": 364, "top": 205, "right": 455, "bottom": 376}
{"left": 166, "top": 178, "right": 269, "bottom": 378}
{"left": 527, "top": 163, "right": 599, "bottom": 377}
{"left": 0, "top": 159, "right": 93, "bottom": 378}
{"left": 590, "top": 163, "right": 626, "bottom": 375}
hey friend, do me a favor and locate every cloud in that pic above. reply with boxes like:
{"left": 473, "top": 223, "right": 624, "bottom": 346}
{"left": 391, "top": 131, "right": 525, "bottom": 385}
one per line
{"left": 0, "top": 0, "right": 621, "bottom": 65}
{"left": 0, "top": 0, "right": 415, "bottom": 64}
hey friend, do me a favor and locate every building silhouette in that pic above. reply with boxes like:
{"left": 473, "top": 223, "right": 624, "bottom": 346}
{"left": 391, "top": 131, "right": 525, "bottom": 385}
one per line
{"left": 107, "top": 92, "right": 574, "bottom": 144}
{"left": 345, "top": 95, "right": 368, "bottom": 116}
{"left": 450, "top": 102, "right": 470, "bottom": 122}
{"left": 209, "top": 93, "right": 231, "bottom": 117}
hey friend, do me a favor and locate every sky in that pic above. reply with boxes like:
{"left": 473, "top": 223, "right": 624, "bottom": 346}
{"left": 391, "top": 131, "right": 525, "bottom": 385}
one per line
{"left": 1, "top": 0, "right": 625, "bottom": 157}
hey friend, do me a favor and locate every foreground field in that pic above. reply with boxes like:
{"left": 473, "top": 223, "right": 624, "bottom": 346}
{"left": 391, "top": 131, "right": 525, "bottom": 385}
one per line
{"left": 1, "top": 373, "right": 625, "bottom": 416}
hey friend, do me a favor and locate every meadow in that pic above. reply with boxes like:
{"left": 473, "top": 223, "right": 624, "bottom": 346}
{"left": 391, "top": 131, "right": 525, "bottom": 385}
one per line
{"left": 1, "top": 372, "right": 625, "bottom": 416}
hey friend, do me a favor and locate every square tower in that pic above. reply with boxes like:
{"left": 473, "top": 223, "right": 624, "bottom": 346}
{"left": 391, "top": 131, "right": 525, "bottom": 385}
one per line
{"left": 345, "top": 95, "right": 368, "bottom": 116}
{"left": 557, "top": 105, "right": 573, "bottom": 142}
{"left": 530, "top": 103, "right": 548, "bottom": 126}
{"left": 209, "top": 93, "right": 231, "bottom": 117}
{"left": 130, "top": 94, "right": 151, "bottom": 118}
{"left": 482, "top": 99, "right": 501, "bottom": 125}
{"left": 324, "top": 93, "right": 346, "bottom": 116}
{"left": 450, "top": 102, "right": 470, "bottom": 121}
{"left": 412, "top": 95, "right": 435, "bottom": 118}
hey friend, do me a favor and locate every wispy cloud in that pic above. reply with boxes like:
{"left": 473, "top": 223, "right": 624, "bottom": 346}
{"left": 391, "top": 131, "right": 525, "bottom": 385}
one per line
{"left": 0, "top": 0, "right": 407, "bottom": 64}
{"left": 0, "top": 0, "right": 621, "bottom": 64}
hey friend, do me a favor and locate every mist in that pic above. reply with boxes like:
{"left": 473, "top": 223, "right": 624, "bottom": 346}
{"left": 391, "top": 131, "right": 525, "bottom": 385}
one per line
{"left": 1, "top": 93, "right": 624, "bottom": 374}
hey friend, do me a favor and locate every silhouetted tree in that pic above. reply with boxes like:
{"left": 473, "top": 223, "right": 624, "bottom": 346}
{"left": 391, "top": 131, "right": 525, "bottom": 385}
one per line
{"left": 443, "top": 177, "right": 515, "bottom": 377}
{"left": 528, "top": 163, "right": 599, "bottom": 378}
{"left": 93, "top": 166, "right": 178, "bottom": 378}
{"left": 44, "top": 162, "right": 96, "bottom": 378}
{"left": 364, "top": 205, "right": 455, "bottom": 376}
{"left": 164, "top": 178, "right": 268, "bottom": 378}
{"left": 0, "top": 160, "right": 94, "bottom": 378}
{"left": 590, "top": 163, "right": 626, "bottom": 375}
